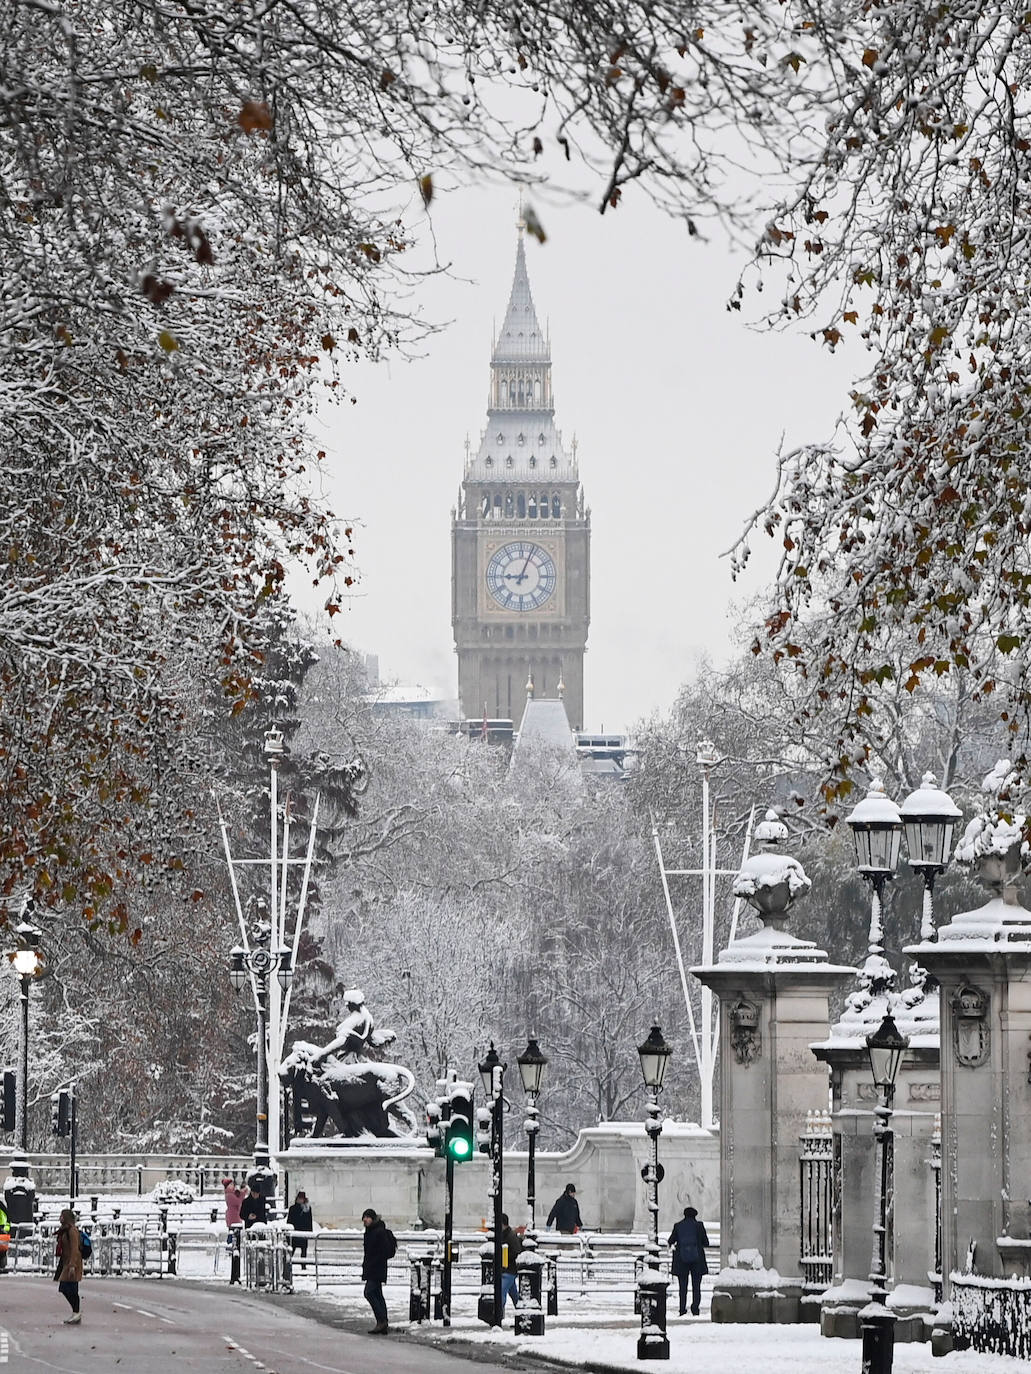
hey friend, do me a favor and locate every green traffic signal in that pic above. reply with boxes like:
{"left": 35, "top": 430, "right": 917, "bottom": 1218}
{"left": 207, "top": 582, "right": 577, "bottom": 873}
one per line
{"left": 447, "top": 1134, "right": 472, "bottom": 1160}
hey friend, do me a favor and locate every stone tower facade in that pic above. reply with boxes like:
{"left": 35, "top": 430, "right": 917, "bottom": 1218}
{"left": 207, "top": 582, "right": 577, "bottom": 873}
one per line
{"left": 452, "top": 233, "right": 590, "bottom": 728}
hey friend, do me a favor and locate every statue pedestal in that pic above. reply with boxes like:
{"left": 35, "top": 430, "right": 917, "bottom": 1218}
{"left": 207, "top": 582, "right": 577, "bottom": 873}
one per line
{"left": 694, "top": 926, "right": 853, "bottom": 1323}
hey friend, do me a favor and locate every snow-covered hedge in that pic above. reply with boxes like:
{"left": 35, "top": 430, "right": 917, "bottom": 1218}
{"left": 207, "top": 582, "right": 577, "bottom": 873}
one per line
{"left": 149, "top": 1179, "right": 197, "bottom": 1205}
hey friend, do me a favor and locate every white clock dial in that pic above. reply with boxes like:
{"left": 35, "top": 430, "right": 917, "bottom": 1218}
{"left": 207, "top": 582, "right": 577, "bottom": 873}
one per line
{"left": 485, "top": 541, "right": 557, "bottom": 611}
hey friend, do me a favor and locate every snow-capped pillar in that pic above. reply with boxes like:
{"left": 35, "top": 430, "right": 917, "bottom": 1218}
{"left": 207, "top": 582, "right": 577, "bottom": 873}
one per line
{"left": 907, "top": 844, "right": 1031, "bottom": 1311}
{"left": 693, "top": 841, "right": 853, "bottom": 1323}
{"left": 812, "top": 967, "right": 941, "bottom": 1341}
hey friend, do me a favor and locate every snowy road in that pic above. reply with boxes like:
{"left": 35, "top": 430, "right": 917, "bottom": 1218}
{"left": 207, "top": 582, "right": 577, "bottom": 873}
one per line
{"left": 0, "top": 1276, "right": 541, "bottom": 1373}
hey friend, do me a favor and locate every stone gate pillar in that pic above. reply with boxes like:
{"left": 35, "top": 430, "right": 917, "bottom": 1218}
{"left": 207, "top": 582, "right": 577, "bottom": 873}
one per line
{"left": 907, "top": 847, "right": 1031, "bottom": 1309}
{"left": 693, "top": 829, "right": 852, "bottom": 1322}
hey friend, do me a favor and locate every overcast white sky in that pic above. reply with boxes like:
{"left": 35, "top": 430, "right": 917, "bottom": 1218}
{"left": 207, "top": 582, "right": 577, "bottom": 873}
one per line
{"left": 292, "top": 179, "right": 858, "bottom": 734}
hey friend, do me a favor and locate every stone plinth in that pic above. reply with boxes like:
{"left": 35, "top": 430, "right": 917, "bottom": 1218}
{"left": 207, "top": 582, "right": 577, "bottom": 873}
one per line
{"left": 279, "top": 1122, "right": 719, "bottom": 1231}
{"left": 908, "top": 894, "right": 1031, "bottom": 1299}
{"left": 694, "top": 926, "right": 853, "bottom": 1322}
{"left": 812, "top": 976, "right": 940, "bottom": 1342}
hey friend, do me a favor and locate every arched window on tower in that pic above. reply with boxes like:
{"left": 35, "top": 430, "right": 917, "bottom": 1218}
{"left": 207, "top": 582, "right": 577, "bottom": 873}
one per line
{"left": 528, "top": 456, "right": 536, "bottom": 470}
{"left": 552, "top": 494, "right": 561, "bottom": 519}
{"left": 499, "top": 380, "right": 507, "bottom": 405}
{"left": 528, "top": 492, "right": 537, "bottom": 518}
{"left": 493, "top": 492, "right": 502, "bottom": 518}
{"left": 518, "top": 379, "right": 525, "bottom": 405}
{"left": 484, "top": 456, "right": 493, "bottom": 468}
{"left": 517, "top": 492, "right": 526, "bottom": 518}
{"left": 539, "top": 492, "right": 548, "bottom": 518}
{"left": 504, "top": 492, "right": 514, "bottom": 518}
{"left": 549, "top": 456, "right": 558, "bottom": 468}
{"left": 534, "top": 379, "right": 541, "bottom": 405}
{"left": 481, "top": 494, "right": 490, "bottom": 518}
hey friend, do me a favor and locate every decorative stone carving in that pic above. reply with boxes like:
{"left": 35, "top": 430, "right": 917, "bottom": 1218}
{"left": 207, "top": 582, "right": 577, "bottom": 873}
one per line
{"left": 280, "top": 989, "right": 417, "bottom": 1138}
{"left": 952, "top": 985, "right": 990, "bottom": 1068}
{"left": 908, "top": 1081, "right": 941, "bottom": 1102}
{"left": 729, "top": 998, "right": 761, "bottom": 1065}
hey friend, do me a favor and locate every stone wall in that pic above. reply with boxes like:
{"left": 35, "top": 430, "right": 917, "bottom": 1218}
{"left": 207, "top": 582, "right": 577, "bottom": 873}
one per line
{"left": 280, "top": 1121, "right": 720, "bottom": 1231}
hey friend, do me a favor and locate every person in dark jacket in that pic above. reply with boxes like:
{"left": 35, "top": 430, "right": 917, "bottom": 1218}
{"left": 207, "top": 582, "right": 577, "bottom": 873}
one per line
{"left": 546, "top": 1183, "right": 584, "bottom": 1234}
{"left": 361, "top": 1207, "right": 396, "bottom": 1334}
{"left": 499, "top": 1213, "right": 522, "bottom": 1315}
{"left": 668, "top": 1206, "right": 710, "bottom": 1316}
{"left": 239, "top": 1185, "right": 268, "bottom": 1229}
{"left": 287, "top": 1191, "right": 314, "bottom": 1261}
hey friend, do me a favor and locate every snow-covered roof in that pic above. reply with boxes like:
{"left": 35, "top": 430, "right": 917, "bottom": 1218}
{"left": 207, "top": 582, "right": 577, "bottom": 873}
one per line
{"left": 512, "top": 697, "right": 578, "bottom": 763}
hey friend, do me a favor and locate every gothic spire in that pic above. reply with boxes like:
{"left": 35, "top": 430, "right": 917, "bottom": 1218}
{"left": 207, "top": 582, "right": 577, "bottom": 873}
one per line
{"left": 493, "top": 233, "right": 549, "bottom": 363}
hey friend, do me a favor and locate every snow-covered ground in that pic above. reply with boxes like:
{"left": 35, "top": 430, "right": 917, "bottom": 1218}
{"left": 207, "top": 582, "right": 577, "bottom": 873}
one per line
{"left": 306, "top": 1285, "right": 1021, "bottom": 1373}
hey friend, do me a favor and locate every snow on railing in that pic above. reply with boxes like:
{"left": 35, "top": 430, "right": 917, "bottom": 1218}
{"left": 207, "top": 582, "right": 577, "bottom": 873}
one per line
{"left": 952, "top": 1270, "right": 1031, "bottom": 1359}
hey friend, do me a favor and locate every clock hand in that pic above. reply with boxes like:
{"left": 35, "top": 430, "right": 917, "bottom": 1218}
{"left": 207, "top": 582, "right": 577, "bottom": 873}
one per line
{"left": 515, "top": 548, "right": 534, "bottom": 584}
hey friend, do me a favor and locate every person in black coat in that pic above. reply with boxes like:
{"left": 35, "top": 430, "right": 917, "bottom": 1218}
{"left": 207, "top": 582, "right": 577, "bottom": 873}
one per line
{"left": 239, "top": 1185, "right": 268, "bottom": 1230}
{"left": 668, "top": 1206, "right": 710, "bottom": 1316}
{"left": 361, "top": 1207, "right": 396, "bottom": 1334}
{"left": 546, "top": 1183, "right": 584, "bottom": 1234}
{"left": 287, "top": 1191, "right": 313, "bottom": 1261}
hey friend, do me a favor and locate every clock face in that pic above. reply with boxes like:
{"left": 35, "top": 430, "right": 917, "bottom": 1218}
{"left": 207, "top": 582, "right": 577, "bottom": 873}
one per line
{"left": 485, "top": 541, "right": 557, "bottom": 611}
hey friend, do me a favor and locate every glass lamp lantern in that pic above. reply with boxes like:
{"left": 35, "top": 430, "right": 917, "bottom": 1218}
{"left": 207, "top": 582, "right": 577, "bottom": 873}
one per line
{"left": 866, "top": 1013, "right": 909, "bottom": 1091}
{"left": 229, "top": 945, "right": 247, "bottom": 992}
{"left": 637, "top": 1024, "right": 673, "bottom": 1093}
{"left": 478, "top": 1042, "right": 504, "bottom": 1098}
{"left": 276, "top": 946, "right": 294, "bottom": 991}
{"left": 846, "top": 780, "right": 903, "bottom": 877}
{"left": 517, "top": 1036, "right": 548, "bottom": 1097}
{"left": 11, "top": 921, "right": 42, "bottom": 977}
{"left": 899, "top": 772, "right": 962, "bottom": 872}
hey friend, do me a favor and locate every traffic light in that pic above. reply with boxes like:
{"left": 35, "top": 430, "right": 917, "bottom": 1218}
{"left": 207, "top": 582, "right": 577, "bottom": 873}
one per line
{"left": 1, "top": 1070, "right": 14, "bottom": 1132}
{"left": 52, "top": 1089, "right": 72, "bottom": 1137}
{"left": 426, "top": 1099, "right": 445, "bottom": 1159}
{"left": 475, "top": 1104, "right": 493, "bottom": 1156}
{"left": 445, "top": 1081, "right": 474, "bottom": 1163}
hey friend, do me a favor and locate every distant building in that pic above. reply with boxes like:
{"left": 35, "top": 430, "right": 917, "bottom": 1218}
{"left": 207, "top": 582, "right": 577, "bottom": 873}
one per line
{"left": 451, "top": 227, "right": 591, "bottom": 729}
{"left": 361, "top": 654, "right": 451, "bottom": 720}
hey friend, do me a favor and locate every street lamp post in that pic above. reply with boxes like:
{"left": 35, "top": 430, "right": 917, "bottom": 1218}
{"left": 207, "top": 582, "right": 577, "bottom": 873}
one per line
{"left": 9, "top": 916, "right": 43, "bottom": 1154}
{"left": 477, "top": 1043, "right": 505, "bottom": 1328}
{"left": 861, "top": 1014, "right": 910, "bottom": 1374}
{"left": 4, "top": 912, "right": 43, "bottom": 1232}
{"left": 230, "top": 910, "right": 293, "bottom": 1199}
{"left": 515, "top": 1035, "right": 548, "bottom": 1337}
{"left": 636, "top": 1024, "right": 672, "bottom": 1361}
{"left": 899, "top": 773, "right": 961, "bottom": 940}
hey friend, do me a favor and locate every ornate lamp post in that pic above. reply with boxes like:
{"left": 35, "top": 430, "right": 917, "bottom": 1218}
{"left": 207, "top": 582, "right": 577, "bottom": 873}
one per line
{"left": 515, "top": 1035, "right": 548, "bottom": 1336}
{"left": 229, "top": 908, "right": 293, "bottom": 1198}
{"left": 637, "top": 1023, "right": 672, "bottom": 1361}
{"left": 477, "top": 1043, "right": 506, "bottom": 1328}
{"left": 8, "top": 914, "right": 43, "bottom": 1153}
{"left": 846, "top": 781, "right": 903, "bottom": 970}
{"left": 861, "top": 1013, "right": 909, "bottom": 1374}
{"left": 899, "top": 773, "right": 961, "bottom": 939}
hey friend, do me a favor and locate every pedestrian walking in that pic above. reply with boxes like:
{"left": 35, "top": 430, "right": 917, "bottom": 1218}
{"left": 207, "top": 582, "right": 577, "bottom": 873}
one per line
{"left": 546, "top": 1183, "right": 584, "bottom": 1234}
{"left": 499, "top": 1213, "right": 522, "bottom": 1317}
{"left": 287, "top": 1190, "right": 313, "bottom": 1261}
{"left": 54, "top": 1208, "right": 83, "bottom": 1324}
{"left": 668, "top": 1206, "right": 710, "bottom": 1316}
{"left": 361, "top": 1207, "right": 397, "bottom": 1334}
{"left": 222, "top": 1177, "right": 247, "bottom": 1229}
{"left": 239, "top": 1184, "right": 268, "bottom": 1230}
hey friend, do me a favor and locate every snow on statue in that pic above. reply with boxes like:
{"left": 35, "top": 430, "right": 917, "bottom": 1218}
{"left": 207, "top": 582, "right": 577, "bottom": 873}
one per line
{"left": 280, "top": 990, "right": 417, "bottom": 1139}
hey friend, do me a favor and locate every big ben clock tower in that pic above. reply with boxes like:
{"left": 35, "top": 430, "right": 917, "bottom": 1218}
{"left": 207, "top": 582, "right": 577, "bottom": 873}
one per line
{"left": 452, "top": 230, "right": 590, "bottom": 728}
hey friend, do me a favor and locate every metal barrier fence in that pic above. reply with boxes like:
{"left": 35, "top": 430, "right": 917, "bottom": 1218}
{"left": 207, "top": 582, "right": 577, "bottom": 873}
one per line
{"left": 2, "top": 1221, "right": 188, "bottom": 1280}
{"left": 952, "top": 1272, "right": 1031, "bottom": 1359}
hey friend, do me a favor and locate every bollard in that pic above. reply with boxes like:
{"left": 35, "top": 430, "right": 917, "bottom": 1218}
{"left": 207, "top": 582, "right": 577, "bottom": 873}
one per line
{"left": 477, "top": 1243, "right": 496, "bottom": 1325}
{"left": 514, "top": 1250, "right": 546, "bottom": 1336}
{"left": 636, "top": 1272, "right": 670, "bottom": 1361}
{"left": 167, "top": 1233, "right": 178, "bottom": 1277}
{"left": 90, "top": 1195, "right": 98, "bottom": 1225}
{"left": 229, "top": 1224, "right": 242, "bottom": 1285}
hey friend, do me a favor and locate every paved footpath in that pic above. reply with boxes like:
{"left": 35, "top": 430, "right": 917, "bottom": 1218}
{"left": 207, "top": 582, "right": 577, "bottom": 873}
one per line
{"left": 0, "top": 1276, "right": 548, "bottom": 1374}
